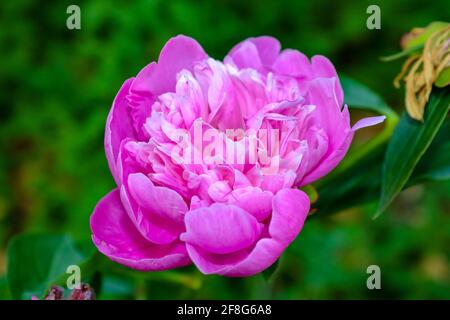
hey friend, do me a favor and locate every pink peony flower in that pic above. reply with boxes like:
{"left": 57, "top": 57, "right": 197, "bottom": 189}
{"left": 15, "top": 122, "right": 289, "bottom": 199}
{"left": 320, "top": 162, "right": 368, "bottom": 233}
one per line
{"left": 90, "top": 35, "right": 384, "bottom": 277}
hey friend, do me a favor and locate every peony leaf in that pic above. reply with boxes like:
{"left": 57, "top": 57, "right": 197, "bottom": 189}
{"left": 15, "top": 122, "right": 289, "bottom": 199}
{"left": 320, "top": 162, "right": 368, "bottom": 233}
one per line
{"left": 6, "top": 234, "right": 89, "bottom": 299}
{"left": 435, "top": 68, "right": 450, "bottom": 88}
{"left": 262, "top": 257, "right": 282, "bottom": 283}
{"left": 409, "top": 122, "right": 450, "bottom": 184}
{"left": 314, "top": 120, "right": 450, "bottom": 215}
{"left": 377, "top": 88, "right": 450, "bottom": 217}
{"left": 340, "top": 75, "right": 395, "bottom": 115}
{"left": 0, "top": 277, "right": 12, "bottom": 299}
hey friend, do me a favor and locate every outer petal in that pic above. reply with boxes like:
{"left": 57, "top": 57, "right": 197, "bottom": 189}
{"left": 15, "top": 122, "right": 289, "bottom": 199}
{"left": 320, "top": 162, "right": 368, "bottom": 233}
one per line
{"left": 299, "top": 78, "right": 353, "bottom": 185}
{"left": 152, "top": 35, "right": 208, "bottom": 94}
{"left": 311, "top": 55, "right": 344, "bottom": 106}
{"left": 183, "top": 188, "right": 309, "bottom": 276}
{"left": 118, "top": 144, "right": 187, "bottom": 245}
{"left": 181, "top": 204, "right": 263, "bottom": 254}
{"left": 229, "top": 187, "right": 273, "bottom": 221}
{"left": 127, "top": 63, "right": 158, "bottom": 139}
{"left": 127, "top": 173, "right": 187, "bottom": 224}
{"left": 90, "top": 189, "right": 191, "bottom": 271}
{"left": 105, "top": 79, "right": 136, "bottom": 185}
{"left": 225, "top": 36, "right": 281, "bottom": 71}
{"left": 272, "top": 49, "right": 311, "bottom": 78}
{"left": 352, "top": 115, "right": 386, "bottom": 131}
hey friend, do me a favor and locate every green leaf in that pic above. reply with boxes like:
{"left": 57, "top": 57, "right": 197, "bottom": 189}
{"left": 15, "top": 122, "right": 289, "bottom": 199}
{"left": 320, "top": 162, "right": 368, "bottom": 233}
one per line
{"left": 314, "top": 122, "right": 450, "bottom": 215}
{"left": 314, "top": 145, "right": 384, "bottom": 215}
{"left": 262, "top": 260, "right": 280, "bottom": 282}
{"left": 0, "top": 277, "right": 12, "bottom": 299}
{"left": 316, "top": 75, "right": 398, "bottom": 184}
{"left": 409, "top": 122, "right": 450, "bottom": 184}
{"left": 6, "top": 234, "right": 87, "bottom": 299}
{"left": 377, "top": 88, "right": 450, "bottom": 216}
{"left": 436, "top": 68, "right": 450, "bottom": 88}
{"left": 340, "top": 75, "right": 395, "bottom": 115}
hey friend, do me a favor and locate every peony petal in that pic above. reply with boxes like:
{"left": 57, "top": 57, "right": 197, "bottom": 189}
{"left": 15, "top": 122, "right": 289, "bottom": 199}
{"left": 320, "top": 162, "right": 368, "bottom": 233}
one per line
{"left": 117, "top": 144, "right": 185, "bottom": 245}
{"left": 299, "top": 79, "right": 353, "bottom": 185}
{"left": 127, "top": 173, "right": 187, "bottom": 223}
{"left": 229, "top": 187, "right": 273, "bottom": 221}
{"left": 311, "top": 55, "right": 344, "bottom": 106}
{"left": 90, "top": 189, "right": 191, "bottom": 271}
{"left": 180, "top": 204, "right": 263, "bottom": 254}
{"left": 105, "top": 79, "right": 136, "bottom": 185}
{"left": 184, "top": 189, "right": 309, "bottom": 276}
{"left": 352, "top": 115, "right": 386, "bottom": 131}
{"left": 153, "top": 35, "right": 208, "bottom": 94}
{"left": 127, "top": 63, "right": 158, "bottom": 138}
{"left": 273, "top": 49, "right": 311, "bottom": 78}
{"left": 269, "top": 188, "right": 309, "bottom": 244}
{"left": 226, "top": 36, "right": 281, "bottom": 71}
{"left": 249, "top": 36, "right": 281, "bottom": 66}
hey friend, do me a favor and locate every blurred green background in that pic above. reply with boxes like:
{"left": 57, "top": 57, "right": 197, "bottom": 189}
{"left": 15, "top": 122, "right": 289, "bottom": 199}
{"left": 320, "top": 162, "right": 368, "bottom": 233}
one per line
{"left": 0, "top": 0, "right": 449, "bottom": 299}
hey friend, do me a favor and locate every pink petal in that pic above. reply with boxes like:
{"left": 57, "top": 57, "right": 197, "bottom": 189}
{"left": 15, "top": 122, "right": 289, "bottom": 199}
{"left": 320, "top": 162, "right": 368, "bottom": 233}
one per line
{"left": 299, "top": 79, "right": 353, "bottom": 185}
{"left": 273, "top": 49, "right": 311, "bottom": 78}
{"left": 184, "top": 189, "right": 309, "bottom": 276}
{"left": 127, "top": 173, "right": 187, "bottom": 223}
{"left": 90, "top": 189, "right": 191, "bottom": 271}
{"left": 250, "top": 36, "right": 281, "bottom": 66}
{"left": 225, "top": 36, "right": 281, "bottom": 71}
{"left": 105, "top": 79, "right": 136, "bottom": 185}
{"left": 311, "top": 55, "right": 343, "bottom": 106}
{"left": 352, "top": 115, "right": 386, "bottom": 131}
{"left": 153, "top": 35, "right": 208, "bottom": 94}
{"left": 229, "top": 187, "right": 273, "bottom": 221}
{"left": 180, "top": 204, "right": 263, "bottom": 254}
{"left": 117, "top": 144, "right": 185, "bottom": 245}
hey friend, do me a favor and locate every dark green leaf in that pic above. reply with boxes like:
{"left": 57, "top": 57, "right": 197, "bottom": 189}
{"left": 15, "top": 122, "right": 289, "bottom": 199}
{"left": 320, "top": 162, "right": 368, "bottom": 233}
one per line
{"left": 377, "top": 88, "right": 450, "bottom": 216}
{"left": 314, "top": 121, "right": 450, "bottom": 215}
{"left": 436, "top": 68, "right": 450, "bottom": 88}
{"left": 262, "top": 259, "right": 280, "bottom": 282}
{"left": 340, "top": 75, "right": 395, "bottom": 116}
{"left": 314, "top": 145, "right": 384, "bottom": 215}
{"left": 409, "top": 122, "right": 450, "bottom": 184}
{"left": 0, "top": 277, "right": 12, "bottom": 299}
{"left": 6, "top": 234, "right": 87, "bottom": 299}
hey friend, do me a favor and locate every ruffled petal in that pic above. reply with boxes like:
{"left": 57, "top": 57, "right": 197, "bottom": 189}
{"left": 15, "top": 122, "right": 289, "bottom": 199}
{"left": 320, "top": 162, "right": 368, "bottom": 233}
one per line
{"left": 90, "top": 189, "right": 191, "bottom": 271}
{"left": 311, "top": 55, "right": 344, "bottom": 106}
{"left": 153, "top": 35, "right": 208, "bottom": 94}
{"left": 181, "top": 204, "right": 263, "bottom": 255}
{"left": 117, "top": 143, "right": 186, "bottom": 245}
{"left": 127, "top": 173, "right": 187, "bottom": 223}
{"left": 105, "top": 79, "right": 136, "bottom": 185}
{"left": 183, "top": 188, "right": 309, "bottom": 276}
{"left": 225, "top": 36, "right": 281, "bottom": 71}
{"left": 273, "top": 49, "right": 311, "bottom": 78}
{"left": 229, "top": 187, "right": 273, "bottom": 221}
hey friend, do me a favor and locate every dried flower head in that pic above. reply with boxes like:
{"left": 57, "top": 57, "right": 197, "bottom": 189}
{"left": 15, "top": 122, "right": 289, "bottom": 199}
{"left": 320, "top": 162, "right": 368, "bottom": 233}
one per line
{"left": 394, "top": 23, "right": 450, "bottom": 121}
